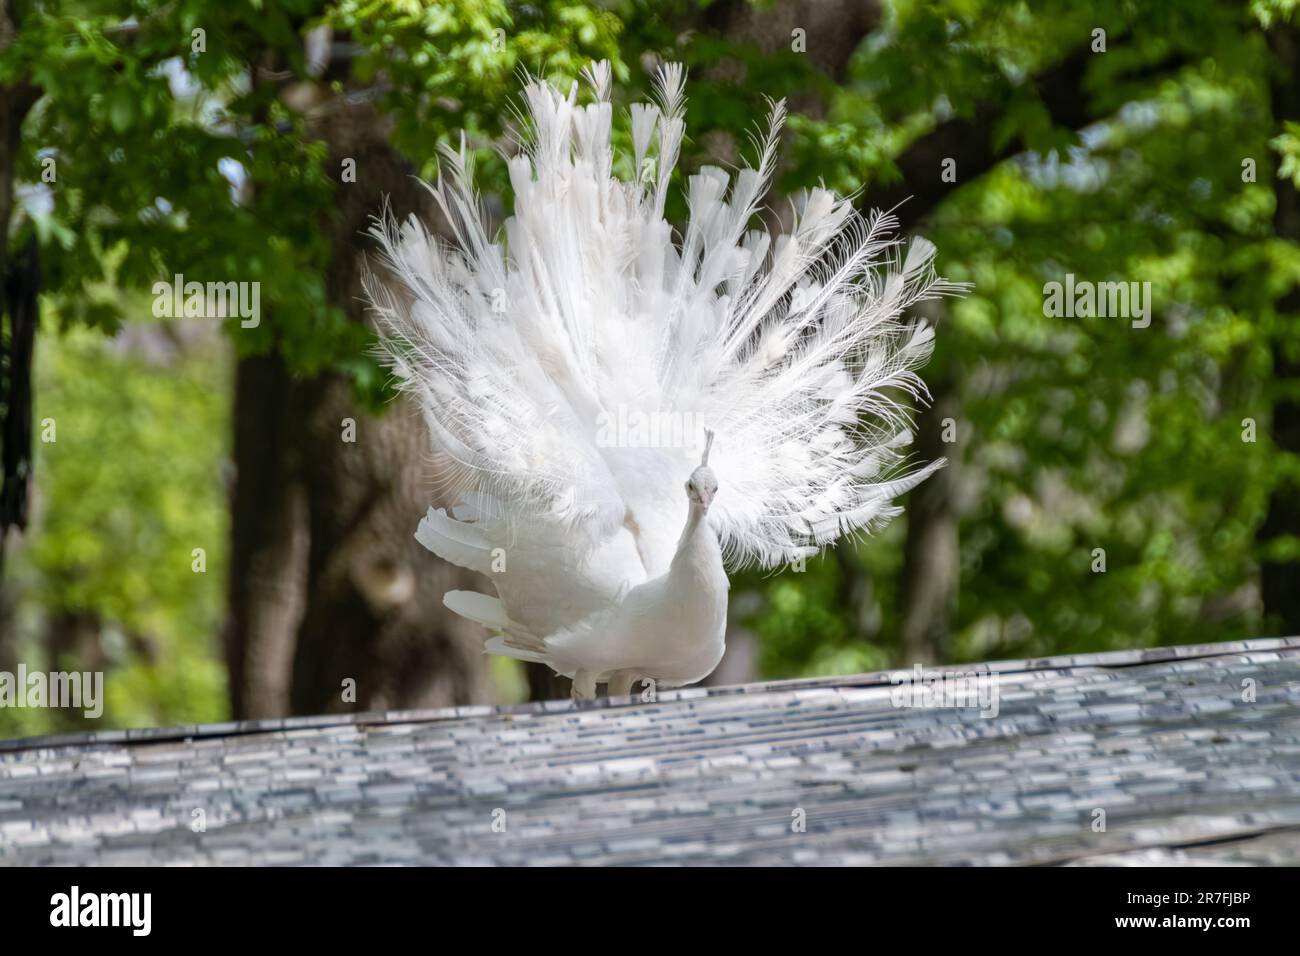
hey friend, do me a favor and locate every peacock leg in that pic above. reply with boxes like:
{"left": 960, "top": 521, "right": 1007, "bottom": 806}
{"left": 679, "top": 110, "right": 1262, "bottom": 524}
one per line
{"left": 571, "top": 671, "right": 597, "bottom": 700}
{"left": 607, "top": 671, "right": 635, "bottom": 698}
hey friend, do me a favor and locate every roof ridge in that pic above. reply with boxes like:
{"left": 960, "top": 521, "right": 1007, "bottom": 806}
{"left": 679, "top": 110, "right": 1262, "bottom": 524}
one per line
{"left": 1, "top": 636, "right": 1295, "bottom": 755}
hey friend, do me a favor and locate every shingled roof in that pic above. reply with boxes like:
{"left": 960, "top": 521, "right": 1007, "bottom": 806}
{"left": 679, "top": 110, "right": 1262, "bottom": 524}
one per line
{"left": 2, "top": 637, "right": 1299, "bottom": 865}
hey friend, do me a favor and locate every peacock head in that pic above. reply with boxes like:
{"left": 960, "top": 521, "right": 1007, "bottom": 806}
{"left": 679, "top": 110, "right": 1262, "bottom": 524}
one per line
{"left": 685, "top": 428, "right": 718, "bottom": 513}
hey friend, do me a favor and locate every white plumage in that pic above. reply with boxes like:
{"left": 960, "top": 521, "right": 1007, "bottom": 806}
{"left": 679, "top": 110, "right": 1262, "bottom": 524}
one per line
{"left": 365, "top": 62, "right": 962, "bottom": 698}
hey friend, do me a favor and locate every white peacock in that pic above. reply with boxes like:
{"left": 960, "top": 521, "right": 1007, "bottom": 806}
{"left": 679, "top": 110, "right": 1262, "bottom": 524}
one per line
{"left": 365, "top": 62, "right": 963, "bottom": 699}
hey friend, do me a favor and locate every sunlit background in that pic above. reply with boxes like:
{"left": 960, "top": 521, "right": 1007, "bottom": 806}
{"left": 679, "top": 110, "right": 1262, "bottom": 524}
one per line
{"left": 2, "top": 0, "right": 1298, "bottom": 737}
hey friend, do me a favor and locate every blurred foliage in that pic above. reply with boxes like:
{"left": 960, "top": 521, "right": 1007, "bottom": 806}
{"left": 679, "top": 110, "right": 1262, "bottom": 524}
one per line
{"left": 710, "top": 0, "right": 1289, "bottom": 674}
{"left": 1, "top": 0, "right": 1298, "bottom": 730}
{"left": 0, "top": 318, "right": 228, "bottom": 736}
{"left": 3, "top": 0, "right": 628, "bottom": 402}
{"left": 1, "top": 0, "right": 630, "bottom": 733}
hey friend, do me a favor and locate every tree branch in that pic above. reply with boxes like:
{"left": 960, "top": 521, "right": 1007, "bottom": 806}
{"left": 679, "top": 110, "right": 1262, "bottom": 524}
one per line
{"left": 868, "top": 41, "right": 1192, "bottom": 229}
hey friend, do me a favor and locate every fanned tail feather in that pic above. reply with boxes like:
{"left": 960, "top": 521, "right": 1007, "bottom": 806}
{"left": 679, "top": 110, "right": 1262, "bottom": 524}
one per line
{"left": 415, "top": 507, "right": 494, "bottom": 576}
{"left": 367, "top": 61, "right": 965, "bottom": 574}
{"left": 443, "top": 590, "right": 511, "bottom": 629}
{"left": 445, "top": 590, "right": 550, "bottom": 663}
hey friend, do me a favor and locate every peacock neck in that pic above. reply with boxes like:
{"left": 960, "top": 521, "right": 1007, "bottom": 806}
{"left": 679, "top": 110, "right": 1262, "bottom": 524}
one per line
{"left": 677, "top": 503, "right": 704, "bottom": 548}
{"left": 673, "top": 502, "right": 721, "bottom": 575}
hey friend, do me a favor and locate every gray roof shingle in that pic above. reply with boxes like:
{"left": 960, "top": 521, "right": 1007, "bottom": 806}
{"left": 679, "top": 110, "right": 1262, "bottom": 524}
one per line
{"left": 2, "top": 637, "right": 1299, "bottom": 865}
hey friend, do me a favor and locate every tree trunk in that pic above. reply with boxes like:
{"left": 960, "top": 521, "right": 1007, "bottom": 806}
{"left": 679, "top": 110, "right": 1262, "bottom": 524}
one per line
{"left": 703, "top": 0, "right": 882, "bottom": 90}
{"left": 898, "top": 346, "right": 960, "bottom": 665}
{"left": 224, "top": 92, "right": 493, "bottom": 718}
{"left": 1261, "top": 21, "right": 1300, "bottom": 634}
{"left": 223, "top": 354, "right": 309, "bottom": 718}
{"left": 0, "top": 0, "right": 38, "bottom": 572}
